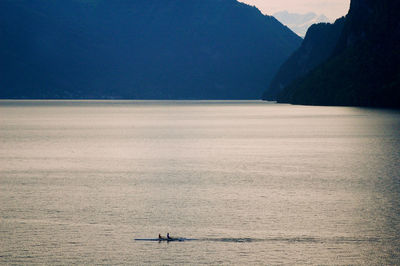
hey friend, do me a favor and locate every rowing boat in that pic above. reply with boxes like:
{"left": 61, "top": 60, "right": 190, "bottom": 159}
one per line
{"left": 135, "top": 238, "right": 185, "bottom": 242}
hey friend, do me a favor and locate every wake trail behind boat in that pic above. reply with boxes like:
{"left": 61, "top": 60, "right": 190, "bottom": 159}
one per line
{"left": 134, "top": 236, "right": 383, "bottom": 243}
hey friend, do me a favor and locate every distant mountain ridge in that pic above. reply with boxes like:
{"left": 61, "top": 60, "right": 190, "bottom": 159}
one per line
{"left": 264, "top": 0, "right": 400, "bottom": 108}
{"left": 273, "top": 11, "right": 331, "bottom": 37}
{"left": 0, "top": 0, "right": 301, "bottom": 99}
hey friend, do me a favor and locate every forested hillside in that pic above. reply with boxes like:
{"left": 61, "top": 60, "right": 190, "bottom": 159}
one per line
{"left": 0, "top": 0, "right": 301, "bottom": 99}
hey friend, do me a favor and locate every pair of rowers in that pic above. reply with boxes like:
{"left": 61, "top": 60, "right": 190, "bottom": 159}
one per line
{"left": 158, "top": 233, "right": 172, "bottom": 240}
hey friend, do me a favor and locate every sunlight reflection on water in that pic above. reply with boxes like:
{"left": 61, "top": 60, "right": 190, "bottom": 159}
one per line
{"left": 1, "top": 101, "right": 400, "bottom": 264}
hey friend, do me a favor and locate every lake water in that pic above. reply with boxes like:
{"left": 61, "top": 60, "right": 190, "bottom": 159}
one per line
{"left": 1, "top": 100, "right": 400, "bottom": 265}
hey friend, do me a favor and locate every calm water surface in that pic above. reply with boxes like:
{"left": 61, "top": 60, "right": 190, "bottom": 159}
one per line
{"left": 1, "top": 100, "right": 400, "bottom": 265}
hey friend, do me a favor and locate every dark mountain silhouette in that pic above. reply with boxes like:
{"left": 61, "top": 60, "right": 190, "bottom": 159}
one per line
{"left": 263, "top": 17, "right": 345, "bottom": 100}
{"left": 271, "top": 0, "right": 400, "bottom": 108}
{"left": 0, "top": 0, "right": 301, "bottom": 99}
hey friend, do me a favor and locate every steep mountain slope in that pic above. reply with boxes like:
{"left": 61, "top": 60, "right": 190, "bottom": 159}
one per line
{"left": 263, "top": 17, "right": 345, "bottom": 100}
{"left": 276, "top": 0, "right": 400, "bottom": 107}
{"left": 0, "top": 0, "right": 301, "bottom": 99}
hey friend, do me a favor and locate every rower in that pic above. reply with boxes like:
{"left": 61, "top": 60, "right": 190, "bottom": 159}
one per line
{"left": 159, "top": 234, "right": 162, "bottom": 239}
{"left": 167, "top": 233, "right": 171, "bottom": 239}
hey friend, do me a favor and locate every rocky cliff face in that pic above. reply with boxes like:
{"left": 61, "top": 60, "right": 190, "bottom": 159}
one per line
{"left": 263, "top": 18, "right": 345, "bottom": 100}
{"left": 271, "top": 0, "right": 400, "bottom": 107}
{"left": 335, "top": 0, "right": 399, "bottom": 51}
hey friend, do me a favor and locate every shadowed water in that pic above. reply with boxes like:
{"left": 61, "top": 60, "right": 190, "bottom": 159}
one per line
{"left": 1, "top": 100, "right": 400, "bottom": 264}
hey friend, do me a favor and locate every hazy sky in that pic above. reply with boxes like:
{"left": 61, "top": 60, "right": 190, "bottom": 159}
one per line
{"left": 238, "top": 0, "right": 350, "bottom": 20}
